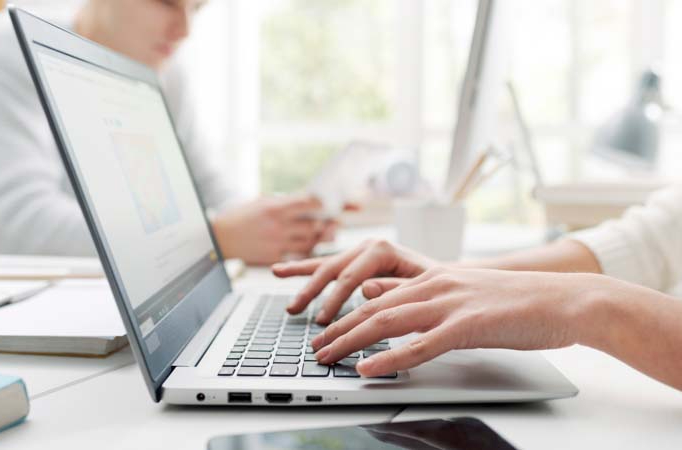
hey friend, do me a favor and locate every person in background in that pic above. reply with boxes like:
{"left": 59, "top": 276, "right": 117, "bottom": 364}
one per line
{"left": 0, "top": 0, "right": 330, "bottom": 265}
{"left": 274, "top": 184, "right": 682, "bottom": 391}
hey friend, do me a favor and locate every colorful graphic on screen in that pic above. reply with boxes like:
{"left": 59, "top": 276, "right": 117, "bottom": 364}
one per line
{"left": 111, "top": 132, "right": 181, "bottom": 233}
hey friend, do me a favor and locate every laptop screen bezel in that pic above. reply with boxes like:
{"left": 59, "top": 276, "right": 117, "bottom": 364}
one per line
{"left": 9, "top": 7, "right": 233, "bottom": 402}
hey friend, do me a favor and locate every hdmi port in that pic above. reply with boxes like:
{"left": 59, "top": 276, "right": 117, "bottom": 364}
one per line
{"left": 265, "top": 393, "right": 293, "bottom": 404}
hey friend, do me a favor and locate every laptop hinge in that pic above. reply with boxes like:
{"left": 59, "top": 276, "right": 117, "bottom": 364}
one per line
{"left": 172, "top": 293, "right": 241, "bottom": 367}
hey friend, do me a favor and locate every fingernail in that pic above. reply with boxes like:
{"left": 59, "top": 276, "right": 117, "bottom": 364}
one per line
{"left": 315, "top": 347, "right": 330, "bottom": 363}
{"left": 311, "top": 333, "right": 324, "bottom": 350}
{"left": 363, "top": 281, "right": 380, "bottom": 298}
{"left": 315, "top": 310, "right": 327, "bottom": 324}
{"left": 357, "top": 357, "right": 374, "bottom": 374}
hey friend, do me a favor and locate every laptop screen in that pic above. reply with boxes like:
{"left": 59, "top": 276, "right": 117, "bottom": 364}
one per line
{"left": 15, "top": 14, "right": 234, "bottom": 399}
{"left": 35, "top": 48, "right": 218, "bottom": 336}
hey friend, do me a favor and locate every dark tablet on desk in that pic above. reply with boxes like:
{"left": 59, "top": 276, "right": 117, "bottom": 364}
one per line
{"left": 207, "top": 417, "right": 517, "bottom": 450}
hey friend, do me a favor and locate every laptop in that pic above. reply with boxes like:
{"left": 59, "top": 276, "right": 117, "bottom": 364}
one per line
{"left": 10, "top": 7, "right": 577, "bottom": 406}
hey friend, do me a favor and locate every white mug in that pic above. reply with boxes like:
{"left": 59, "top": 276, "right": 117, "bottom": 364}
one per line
{"left": 393, "top": 200, "right": 466, "bottom": 261}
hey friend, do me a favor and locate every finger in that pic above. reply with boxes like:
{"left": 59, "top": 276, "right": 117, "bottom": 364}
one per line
{"left": 315, "top": 246, "right": 390, "bottom": 324}
{"left": 361, "top": 278, "right": 407, "bottom": 299}
{"left": 315, "top": 302, "right": 443, "bottom": 365}
{"left": 271, "top": 257, "right": 327, "bottom": 278}
{"left": 343, "top": 202, "right": 362, "bottom": 212}
{"left": 356, "top": 325, "right": 453, "bottom": 377}
{"left": 280, "top": 195, "right": 323, "bottom": 219}
{"left": 283, "top": 220, "right": 317, "bottom": 240}
{"left": 286, "top": 246, "right": 365, "bottom": 314}
{"left": 376, "top": 265, "right": 443, "bottom": 292}
{"left": 313, "top": 281, "right": 440, "bottom": 350}
{"left": 283, "top": 235, "right": 318, "bottom": 256}
{"left": 318, "top": 221, "right": 337, "bottom": 242}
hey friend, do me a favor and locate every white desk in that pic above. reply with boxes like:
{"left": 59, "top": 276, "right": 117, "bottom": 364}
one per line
{"left": 2, "top": 225, "right": 682, "bottom": 449}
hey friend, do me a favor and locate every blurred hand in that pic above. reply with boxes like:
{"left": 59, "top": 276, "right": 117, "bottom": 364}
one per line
{"left": 312, "top": 267, "right": 606, "bottom": 377}
{"left": 272, "top": 239, "right": 438, "bottom": 323}
{"left": 211, "top": 194, "right": 330, "bottom": 265}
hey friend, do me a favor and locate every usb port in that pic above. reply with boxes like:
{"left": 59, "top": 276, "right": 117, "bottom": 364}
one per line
{"left": 228, "top": 392, "right": 252, "bottom": 403}
{"left": 265, "top": 393, "right": 293, "bottom": 404}
{"left": 306, "top": 395, "right": 322, "bottom": 402}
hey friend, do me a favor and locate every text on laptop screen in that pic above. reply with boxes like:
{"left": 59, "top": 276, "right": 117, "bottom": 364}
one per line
{"left": 36, "top": 48, "right": 219, "bottom": 337}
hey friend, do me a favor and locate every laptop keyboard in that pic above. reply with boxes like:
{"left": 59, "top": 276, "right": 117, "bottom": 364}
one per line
{"left": 217, "top": 295, "right": 397, "bottom": 379}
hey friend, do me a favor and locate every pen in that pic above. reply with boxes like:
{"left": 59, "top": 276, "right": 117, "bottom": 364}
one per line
{"left": 0, "top": 282, "right": 51, "bottom": 308}
{"left": 451, "top": 147, "right": 492, "bottom": 202}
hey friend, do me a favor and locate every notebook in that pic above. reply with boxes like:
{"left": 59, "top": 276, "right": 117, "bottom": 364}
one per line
{"left": 0, "top": 255, "right": 104, "bottom": 281}
{"left": 0, "top": 279, "right": 126, "bottom": 356}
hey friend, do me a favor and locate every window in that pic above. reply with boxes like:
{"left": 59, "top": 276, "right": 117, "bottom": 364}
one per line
{"left": 22, "top": 0, "right": 681, "bottom": 223}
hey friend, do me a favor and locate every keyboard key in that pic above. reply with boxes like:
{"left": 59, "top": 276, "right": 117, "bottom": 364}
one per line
{"left": 218, "top": 367, "right": 235, "bottom": 376}
{"left": 270, "top": 364, "right": 299, "bottom": 377}
{"left": 242, "top": 359, "right": 269, "bottom": 367}
{"left": 238, "top": 333, "right": 252, "bottom": 340}
{"left": 305, "top": 346, "right": 314, "bottom": 354}
{"left": 333, "top": 365, "right": 360, "bottom": 378}
{"left": 255, "top": 333, "right": 279, "bottom": 339}
{"left": 235, "top": 339, "right": 250, "bottom": 346}
{"left": 286, "top": 318, "right": 308, "bottom": 325}
{"left": 302, "top": 363, "right": 331, "bottom": 377}
{"left": 274, "top": 356, "right": 300, "bottom": 364}
{"left": 276, "top": 349, "right": 301, "bottom": 357}
{"left": 252, "top": 338, "right": 276, "bottom": 345}
{"left": 282, "top": 330, "right": 305, "bottom": 336}
{"left": 226, "top": 352, "right": 243, "bottom": 360}
{"left": 222, "top": 360, "right": 239, "bottom": 367}
{"left": 372, "top": 372, "right": 398, "bottom": 379}
{"left": 365, "top": 343, "right": 390, "bottom": 351}
{"left": 280, "top": 337, "right": 304, "bottom": 343}
{"left": 238, "top": 367, "right": 266, "bottom": 376}
{"left": 337, "top": 358, "right": 357, "bottom": 367}
{"left": 245, "top": 351, "right": 272, "bottom": 359}
{"left": 258, "top": 326, "right": 281, "bottom": 333}
{"left": 363, "top": 350, "right": 386, "bottom": 358}
{"left": 263, "top": 316, "right": 283, "bottom": 322}
{"left": 304, "top": 354, "right": 318, "bottom": 362}
{"left": 346, "top": 352, "right": 360, "bottom": 359}
{"left": 231, "top": 346, "right": 246, "bottom": 353}
{"left": 278, "top": 342, "right": 303, "bottom": 350}
{"left": 249, "top": 344, "right": 274, "bottom": 352}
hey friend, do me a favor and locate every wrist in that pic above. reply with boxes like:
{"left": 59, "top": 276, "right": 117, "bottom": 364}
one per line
{"left": 211, "top": 217, "right": 237, "bottom": 259}
{"left": 569, "top": 274, "right": 639, "bottom": 353}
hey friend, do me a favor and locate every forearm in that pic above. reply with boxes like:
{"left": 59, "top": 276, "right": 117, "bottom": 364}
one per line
{"left": 458, "top": 239, "right": 602, "bottom": 274}
{"left": 577, "top": 279, "right": 682, "bottom": 391}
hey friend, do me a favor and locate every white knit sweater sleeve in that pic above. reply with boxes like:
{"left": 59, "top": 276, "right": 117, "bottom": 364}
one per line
{"left": 0, "top": 17, "right": 96, "bottom": 256}
{"left": 570, "top": 184, "right": 682, "bottom": 291}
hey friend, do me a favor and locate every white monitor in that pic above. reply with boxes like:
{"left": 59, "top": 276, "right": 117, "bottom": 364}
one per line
{"left": 444, "top": 0, "right": 510, "bottom": 197}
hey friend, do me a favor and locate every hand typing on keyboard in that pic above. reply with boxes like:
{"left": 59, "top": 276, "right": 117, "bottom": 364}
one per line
{"left": 272, "top": 239, "right": 437, "bottom": 324}
{"left": 217, "top": 295, "right": 397, "bottom": 379}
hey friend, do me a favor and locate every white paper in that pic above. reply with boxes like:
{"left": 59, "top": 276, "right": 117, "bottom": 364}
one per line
{"left": 0, "top": 255, "right": 103, "bottom": 279}
{"left": 0, "top": 281, "right": 48, "bottom": 298}
{"left": 0, "top": 279, "right": 124, "bottom": 337}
